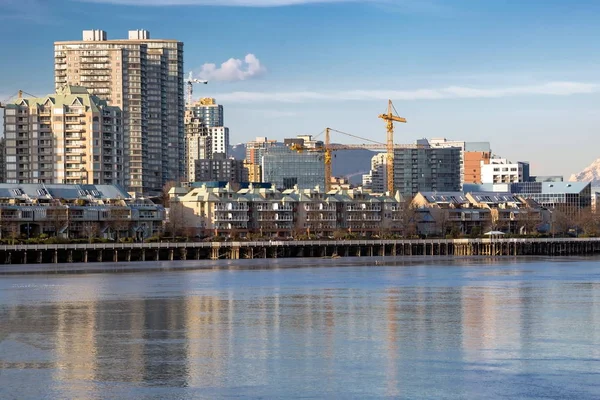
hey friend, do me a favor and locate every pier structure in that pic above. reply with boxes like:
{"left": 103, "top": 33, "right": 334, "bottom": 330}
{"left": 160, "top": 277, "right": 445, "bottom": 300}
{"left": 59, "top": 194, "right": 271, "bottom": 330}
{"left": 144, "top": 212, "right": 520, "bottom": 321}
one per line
{"left": 1, "top": 238, "right": 600, "bottom": 266}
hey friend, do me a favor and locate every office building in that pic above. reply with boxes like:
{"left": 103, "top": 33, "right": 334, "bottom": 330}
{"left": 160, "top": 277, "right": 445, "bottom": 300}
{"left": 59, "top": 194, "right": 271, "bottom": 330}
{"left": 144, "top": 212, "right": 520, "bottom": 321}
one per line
{"left": 2, "top": 86, "right": 123, "bottom": 185}
{"left": 54, "top": 29, "right": 184, "bottom": 194}
{"left": 194, "top": 155, "right": 243, "bottom": 185}
{"left": 262, "top": 146, "right": 325, "bottom": 190}
{"left": 510, "top": 181, "right": 591, "bottom": 214}
{"left": 393, "top": 140, "right": 461, "bottom": 197}
{"left": 529, "top": 176, "right": 563, "bottom": 183}
{"left": 429, "top": 138, "right": 491, "bottom": 185}
{"left": 481, "top": 158, "right": 530, "bottom": 184}
{"left": 187, "top": 98, "right": 228, "bottom": 158}
{"left": 184, "top": 109, "right": 211, "bottom": 182}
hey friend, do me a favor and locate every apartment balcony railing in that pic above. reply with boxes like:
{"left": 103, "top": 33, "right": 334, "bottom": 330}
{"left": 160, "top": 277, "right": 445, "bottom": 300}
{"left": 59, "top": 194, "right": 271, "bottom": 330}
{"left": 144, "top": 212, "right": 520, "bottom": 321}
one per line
{"left": 346, "top": 216, "right": 382, "bottom": 222}
{"left": 306, "top": 216, "right": 336, "bottom": 221}
{"left": 214, "top": 205, "right": 249, "bottom": 211}
{"left": 257, "top": 215, "right": 294, "bottom": 222}
{"left": 256, "top": 204, "right": 293, "bottom": 211}
{"left": 214, "top": 215, "right": 250, "bottom": 222}
{"left": 346, "top": 205, "right": 382, "bottom": 212}
{"left": 304, "top": 204, "right": 336, "bottom": 211}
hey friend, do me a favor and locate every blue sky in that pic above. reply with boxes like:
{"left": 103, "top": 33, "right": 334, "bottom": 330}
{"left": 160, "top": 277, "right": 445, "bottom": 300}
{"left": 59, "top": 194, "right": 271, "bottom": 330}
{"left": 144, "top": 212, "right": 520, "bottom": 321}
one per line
{"left": 2, "top": 0, "right": 600, "bottom": 178}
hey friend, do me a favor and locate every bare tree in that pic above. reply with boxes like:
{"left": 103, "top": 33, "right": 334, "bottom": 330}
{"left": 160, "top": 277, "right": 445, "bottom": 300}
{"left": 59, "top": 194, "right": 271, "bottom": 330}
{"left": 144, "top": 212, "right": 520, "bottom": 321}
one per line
{"left": 108, "top": 207, "right": 131, "bottom": 240}
{"left": 9, "top": 223, "right": 20, "bottom": 245}
{"left": 551, "top": 208, "right": 571, "bottom": 236}
{"left": 429, "top": 207, "right": 450, "bottom": 237}
{"left": 166, "top": 201, "right": 186, "bottom": 239}
{"left": 575, "top": 207, "right": 599, "bottom": 237}
{"left": 160, "top": 180, "right": 179, "bottom": 208}
{"left": 47, "top": 205, "right": 69, "bottom": 238}
{"left": 82, "top": 222, "right": 99, "bottom": 243}
{"left": 399, "top": 203, "right": 419, "bottom": 238}
{"left": 516, "top": 209, "right": 541, "bottom": 235}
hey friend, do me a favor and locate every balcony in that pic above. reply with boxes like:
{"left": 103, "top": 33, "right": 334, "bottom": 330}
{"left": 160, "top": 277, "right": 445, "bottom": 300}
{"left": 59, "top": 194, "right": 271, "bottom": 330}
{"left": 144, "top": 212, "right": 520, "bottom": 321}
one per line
{"left": 214, "top": 204, "right": 249, "bottom": 211}
{"left": 346, "top": 205, "right": 382, "bottom": 212}
{"left": 346, "top": 215, "right": 382, "bottom": 222}
{"left": 214, "top": 213, "right": 249, "bottom": 222}
{"left": 257, "top": 214, "right": 293, "bottom": 222}
{"left": 304, "top": 204, "right": 336, "bottom": 212}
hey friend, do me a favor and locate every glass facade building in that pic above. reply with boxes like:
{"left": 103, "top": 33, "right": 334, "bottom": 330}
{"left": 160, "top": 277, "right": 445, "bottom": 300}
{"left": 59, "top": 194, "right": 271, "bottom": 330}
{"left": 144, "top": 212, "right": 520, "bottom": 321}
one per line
{"left": 510, "top": 182, "right": 591, "bottom": 213}
{"left": 262, "top": 147, "right": 325, "bottom": 190}
{"left": 393, "top": 147, "right": 461, "bottom": 197}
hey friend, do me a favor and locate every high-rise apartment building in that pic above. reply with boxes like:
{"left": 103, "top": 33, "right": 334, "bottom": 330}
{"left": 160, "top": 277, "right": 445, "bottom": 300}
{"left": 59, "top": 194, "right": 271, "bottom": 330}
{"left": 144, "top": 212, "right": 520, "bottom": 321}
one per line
{"left": 245, "top": 137, "right": 279, "bottom": 164}
{"left": 184, "top": 109, "right": 211, "bottom": 182}
{"left": 187, "top": 98, "right": 228, "bottom": 158}
{"left": 2, "top": 86, "right": 123, "bottom": 185}
{"left": 362, "top": 153, "right": 387, "bottom": 193}
{"left": 394, "top": 140, "right": 461, "bottom": 197}
{"left": 54, "top": 29, "right": 184, "bottom": 194}
{"left": 0, "top": 137, "right": 5, "bottom": 183}
{"left": 207, "top": 127, "right": 229, "bottom": 156}
{"left": 188, "top": 97, "right": 223, "bottom": 127}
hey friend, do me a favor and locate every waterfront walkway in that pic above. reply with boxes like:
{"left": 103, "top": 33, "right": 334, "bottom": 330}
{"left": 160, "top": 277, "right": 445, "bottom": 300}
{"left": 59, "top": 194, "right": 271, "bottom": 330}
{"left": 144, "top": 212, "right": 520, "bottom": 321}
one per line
{"left": 1, "top": 237, "right": 600, "bottom": 266}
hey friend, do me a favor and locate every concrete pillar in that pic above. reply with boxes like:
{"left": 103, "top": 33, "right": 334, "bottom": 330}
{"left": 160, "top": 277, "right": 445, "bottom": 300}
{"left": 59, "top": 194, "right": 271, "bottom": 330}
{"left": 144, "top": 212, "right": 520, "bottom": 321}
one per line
{"left": 53, "top": 250, "right": 58, "bottom": 264}
{"left": 127, "top": 250, "right": 131, "bottom": 262}
{"left": 38, "top": 251, "right": 43, "bottom": 263}
{"left": 155, "top": 250, "right": 160, "bottom": 261}
{"left": 84, "top": 250, "right": 88, "bottom": 263}
{"left": 169, "top": 249, "right": 174, "bottom": 261}
{"left": 141, "top": 249, "right": 146, "bottom": 262}
{"left": 113, "top": 250, "right": 118, "bottom": 263}
{"left": 67, "top": 250, "right": 73, "bottom": 263}
{"left": 98, "top": 250, "right": 103, "bottom": 262}
{"left": 23, "top": 251, "right": 27, "bottom": 265}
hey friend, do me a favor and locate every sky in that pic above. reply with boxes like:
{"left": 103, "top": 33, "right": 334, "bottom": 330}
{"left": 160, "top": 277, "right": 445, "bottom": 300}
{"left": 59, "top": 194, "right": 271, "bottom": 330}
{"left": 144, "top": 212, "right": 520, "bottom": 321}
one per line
{"left": 1, "top": 0, "right": 600, "bottom": 179}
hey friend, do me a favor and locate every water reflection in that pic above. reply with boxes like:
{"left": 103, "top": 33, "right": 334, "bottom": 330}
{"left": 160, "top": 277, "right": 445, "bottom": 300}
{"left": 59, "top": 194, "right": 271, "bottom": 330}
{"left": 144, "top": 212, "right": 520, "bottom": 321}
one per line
{"left": 1, "top": 261, "right": 600, "bottom": 399}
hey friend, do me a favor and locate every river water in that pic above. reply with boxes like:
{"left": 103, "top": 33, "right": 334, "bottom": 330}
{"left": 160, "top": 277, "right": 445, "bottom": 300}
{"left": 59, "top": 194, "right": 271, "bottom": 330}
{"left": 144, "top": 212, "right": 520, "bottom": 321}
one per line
{"left": 1, "top": 257, "right": 600, "bottom": 399}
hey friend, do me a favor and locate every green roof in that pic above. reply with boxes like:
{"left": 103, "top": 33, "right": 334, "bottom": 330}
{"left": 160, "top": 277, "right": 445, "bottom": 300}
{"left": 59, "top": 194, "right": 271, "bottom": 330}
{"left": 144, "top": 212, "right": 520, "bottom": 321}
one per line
{"left": 8, "top": 85, "right": 120, "bottom": 114}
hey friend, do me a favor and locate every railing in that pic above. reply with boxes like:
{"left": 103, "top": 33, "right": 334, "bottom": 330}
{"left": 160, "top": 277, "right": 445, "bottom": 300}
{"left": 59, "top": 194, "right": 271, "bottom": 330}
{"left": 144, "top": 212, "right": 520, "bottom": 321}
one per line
{"left": 2, "top": 237, "right": 600, "bottom": 252}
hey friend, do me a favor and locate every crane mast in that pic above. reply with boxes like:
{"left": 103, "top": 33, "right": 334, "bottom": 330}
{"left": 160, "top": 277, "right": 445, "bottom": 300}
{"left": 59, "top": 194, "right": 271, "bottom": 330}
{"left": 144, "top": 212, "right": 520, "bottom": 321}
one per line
{"left": 378, "top": 100, "right": 406, "bottom": 194}
{"left": 186, "top": 72, "right": 208, "bottom": 105}
{"left": 325, "top": 127, "right": 332, "bottom": 191}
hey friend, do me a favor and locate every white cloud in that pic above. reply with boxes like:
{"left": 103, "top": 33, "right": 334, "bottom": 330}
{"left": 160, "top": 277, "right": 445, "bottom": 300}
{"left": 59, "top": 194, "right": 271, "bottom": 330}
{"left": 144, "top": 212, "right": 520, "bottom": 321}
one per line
{"left": 216, "top": 81, "right": 600, "bottom": 103}
{"left": 196, "top": 54, "right": 266, "bottom": 82}
{"left": 75, "top": 0, "right": 366, "bottom": 6}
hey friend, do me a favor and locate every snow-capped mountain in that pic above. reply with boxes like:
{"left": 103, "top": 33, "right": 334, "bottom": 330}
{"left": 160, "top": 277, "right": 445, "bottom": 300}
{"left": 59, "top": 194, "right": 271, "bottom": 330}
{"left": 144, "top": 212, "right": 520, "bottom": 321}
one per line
{"left": 570, "top": 158, "right": 600, "bottom": 184}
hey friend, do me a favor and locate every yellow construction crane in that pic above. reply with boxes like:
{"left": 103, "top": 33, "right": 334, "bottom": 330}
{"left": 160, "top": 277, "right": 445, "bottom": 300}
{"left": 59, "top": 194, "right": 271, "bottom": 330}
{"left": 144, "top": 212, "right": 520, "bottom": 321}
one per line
{"left": 378, "top": 100, "right": 406, "bottom": 194}
{"left": 291, "top": 126, "right": 419, "bottom": 192}
{"left": 0, "top": 90, "right": 35, "bottom": 108}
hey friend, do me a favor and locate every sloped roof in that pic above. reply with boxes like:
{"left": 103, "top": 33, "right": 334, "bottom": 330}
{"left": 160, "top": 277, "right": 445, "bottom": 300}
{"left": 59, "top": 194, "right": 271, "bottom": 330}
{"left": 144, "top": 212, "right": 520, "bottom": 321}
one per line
{"left": 419, "top": 192, "right": 469, "bottom": 204}
{"left": 7, "top": 86, "right": 119, "bottom": 114}
{"left": 468, "top": 192, "right": 522, "bottom": 204}
{"left": 0, "top": 183, "right": 129, "bottom": 200}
